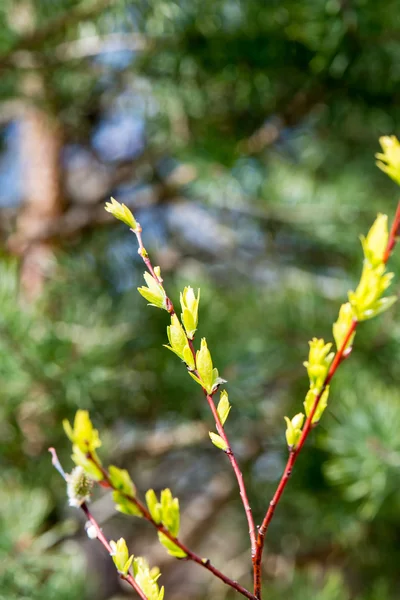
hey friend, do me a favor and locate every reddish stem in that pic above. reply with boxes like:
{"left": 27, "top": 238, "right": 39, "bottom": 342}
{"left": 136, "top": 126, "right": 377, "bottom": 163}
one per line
{"left": 89, "top": 454, "right": 257, "bottom": 600}
{"left": 205, "top": 390, "right": 257, "bottom": 555}
{"left": 253, "top": 203, "right": 400, "bottom": 599}
{"left": 134, "top": 228, "right": 256, "bottom": 556}
{"left": 49, "top": 449, "right": 148, "bottom": 600}
{"left": 252, "top": 319, "right": 357, "bottom": 598}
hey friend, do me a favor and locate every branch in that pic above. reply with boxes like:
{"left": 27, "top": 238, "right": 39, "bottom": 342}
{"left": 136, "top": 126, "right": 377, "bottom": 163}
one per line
{"left": 48, "top": 448, "right": 148, "bottom": 600}
{"left": 134, "top": 226, "right": 257, "bottom": 555}
{"left": 252, "top": 200, "right": 400, "bottom": 599}
{"left": 88, "top": 452, "right": 257, "bottom": 600}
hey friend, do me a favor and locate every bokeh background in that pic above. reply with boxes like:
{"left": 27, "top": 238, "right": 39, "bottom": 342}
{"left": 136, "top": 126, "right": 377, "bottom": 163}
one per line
{"left": 1, "top": 1, "right": 400, "bottom": 599}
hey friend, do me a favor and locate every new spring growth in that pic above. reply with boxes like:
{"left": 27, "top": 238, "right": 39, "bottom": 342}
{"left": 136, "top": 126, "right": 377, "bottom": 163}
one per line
{"left": 145, "top": 488, "right": 187, "bottom": 557}
{"left": 209, "top": 391, "right": 231, "bottom": 451}
{"left": 284, "top": 413, "right": 304, "bottom": 449}
{"left": 63, "top": 410, "right": 103, "bottom": 480}
{"left": 349, "top": 214, "right": 397, "bottom": 321}
{"left": 375, "top": 136, "right": 400, "bottom": 186}
{"left": 110, "top": 538, "right": 134, "bottom": 576}
{"left": 133, "top": 557, "right": 165, "bottom": 600}
{"left": 303, "top": 338, "right": 334, "bottom": 391}
{"left": 66, "top": 466, "right": 93, "bottom": 507}
{"left": 164, "top": 314, "right": 195, "bottom": 369}
{"left": 303, "top": 386, "right": 330, "bottom": 424}
{"left": 138, "top": 270, "right": 168, "bottom": 310}
{"left": 360, "top": 213, "right": 389, "bottom": 267}
{"left": 333, "top": 302, "right": 356, "bottom": 351}
{"left": 108, "top": 465, "right": 142, "bottom": 517}
{"left": 180, "top": 286, "right": 200, "bottom": 339}
{"left": 189, "top": 338, "right": 227, "bottom": 394}
{"left": 105, "top": 197, "right": 138, "bottom": 230}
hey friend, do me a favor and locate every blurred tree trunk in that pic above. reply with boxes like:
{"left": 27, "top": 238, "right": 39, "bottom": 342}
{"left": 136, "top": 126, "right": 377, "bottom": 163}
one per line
{"left": 7, "top": 2, "right": 65, "bottom": 301}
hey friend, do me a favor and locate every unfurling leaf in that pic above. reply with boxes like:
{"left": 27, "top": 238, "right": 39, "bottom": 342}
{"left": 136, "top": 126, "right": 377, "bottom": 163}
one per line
{"left": 217, "top": 390, "right": 231, "bottom": 425}
{"left": 138, "top": 272, "right": 167, "bottom": 310}
{"left": 209, "top": 431, "right": 228, "bottom": 451}
{"left": 375, "top": 136, "right": 400, "bottom": 185}
{"left": 112, "top": 491, "right": 143, "bottom": 517}
{"left": 360, "top": 213, "right": 389, "bottom": 267}
{"left": 110, "top": 538, "right": 134, "bottom": 575}
{"left": 333, "top": 302, "right": 356, "bottom": 351}
{"left": 164, "top": 315, "right": 195, "bottom": 369}
{"left": 133, "top": 556, "right": 165, "bottom": 600}
{"left": 63, "top": 410, "right": 101, "bottom": 454}
{"left": 195, "top": 338, "right": 226, "bottom": 393}
{"left": 146, "top": 489, "right": 162, "bottom": 523}
{"left": 71, "top": 445, "right": 103, "bottom": 481}
{"left": 105, "top": 197, "right": 137, "bottom": 230}
{"left": 348, "top": 262, "right": 396, "bottom": 321}
{"left": 146, "top": 488, "right": 182, "bottom": 538}
{"left": 109, "top": 466, "right": 136, "bottom": 497}
{"left": 196, "top": 338, "right": 214, "bottom": 393}
{"left": 284, "top": 413, "right": 304, "bottom": 449}
{"left": 180, "top": 286, "right": 200, "bottom": 339}
{"left": 303, "top": 338, "right": 334, "bottom": 391}
{"left": 303, "top": 386, "right": 330, "bottom": 424}
{"left": 158, "top": 532, "right": 187, "bottom": 558}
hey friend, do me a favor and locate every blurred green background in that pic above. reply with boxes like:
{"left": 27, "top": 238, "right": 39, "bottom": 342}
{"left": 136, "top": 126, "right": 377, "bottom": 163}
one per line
{"left": 1, "top": 1, "right": 400, "bottom": 599}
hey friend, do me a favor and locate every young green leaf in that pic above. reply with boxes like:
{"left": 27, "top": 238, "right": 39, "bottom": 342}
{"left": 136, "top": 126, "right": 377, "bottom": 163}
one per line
{"left": 110, "top": 538, "right": 134, "bottom": 575}
{"left": 196, "top": 338, "right": 214, "bottom": 393}
{"left": 112, "top": 491, "right": 143, "bottom": 517}
{"left": 109, "top": 466, "right": 136, "bottom": 497}
{"left": 133, "top": 556, "right": 165, "bottom": 600}
{"left": 138, "top": 272, "right": 167, "bottom": 310}
{"left": 209, "top": 431, "right": 228, "bottom": 451}
{"left": 284, "top": 413, "right": 304, "bottom": 449}
{"left": 180, "top": 286, "right": 200, "bottom": 339}
{"left": 348, "top": 262, "right": 396, "bottom": 321}
{"left": 63, "top": 410, "right": 101, "bottom": 454}
{"left": 303, "top": 386, "right": 330, "bottom": 424}
{"left": 105, "top": 197, "right": 138, "bottom": 230}
{"left": 158, "top": 532, "right": 187, "bottom": 558}
{"left": 375, "top": 135, "right": 400, "bottom": 185}
{"left": 333, "top": 302, "right": 356, "bottom": 351}
{"left": 303, "top": 338, "right": 334, "bottom": 391}
{"left": 360, "top": 213, "right": 389, "bottom": 266}
{"left": 217, "top": 390, "right": 231, "bottom": 425}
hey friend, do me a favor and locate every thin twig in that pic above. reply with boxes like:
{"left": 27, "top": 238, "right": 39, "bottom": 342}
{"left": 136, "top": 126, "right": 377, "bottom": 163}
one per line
{"left": 252, "top": 201, "right": 400, "bottom": 599}
{"left": 88, "top": 453, "right": 257, "bottom": 600}
{"left": 48, "top": 448, "right": 148, "bottom": 600}
{"left": 132, "top": 223, "right": 257, "bottom": 555}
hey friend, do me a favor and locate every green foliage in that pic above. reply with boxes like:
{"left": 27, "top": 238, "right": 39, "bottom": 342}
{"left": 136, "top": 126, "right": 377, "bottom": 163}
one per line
{"left": 323, "top": 377, "right": 400, "bottom": 520}
{"left": 0, "top": 479, "right": 85, "bottom": 600}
